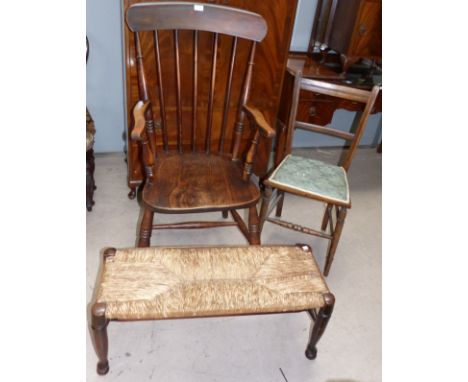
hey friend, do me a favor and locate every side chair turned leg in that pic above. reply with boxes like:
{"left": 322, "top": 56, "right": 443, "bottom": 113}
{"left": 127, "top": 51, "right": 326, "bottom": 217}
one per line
{"left": 222, "top": 210, "right": 229, "bottom": 219}
{"left": 248, "top": 205, "right": 261, "bottom": 245}
{"left": 138, "top": 207, "right": 154, "bottom": 247}
{"left": 305, "top": 293, "right": 335, "bottom": 360}
{"left": 259, "top": 186, "right": 272, "bottom": 232}
{"left": 323, "top": 207, "right": 347, "bottom": 276}
{"left": 275, "top": 191, "right": 285, "bottom": 217}
{"left": 321, "top": 203, "right": 333, "bottom": 231}
{"left": 91, "top": 303, "right": 110, "bottom": 375}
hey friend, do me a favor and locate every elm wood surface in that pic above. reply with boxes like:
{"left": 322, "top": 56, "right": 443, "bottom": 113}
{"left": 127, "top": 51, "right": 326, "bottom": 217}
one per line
{"left": 90, "top": 245, "right": 335, "bottom": 375}
{"left": 127, "top": 2, "right": 276, "bottom": 246}
{"left": 141, "top": 152, "right": 260, "bottom": 213}
{"left": 123, "top": 0, "right": 298, "bottom": 197}
{"left": 260, "top": 75, "right": 380, "bottom": 276}
{"left": 308, "top": 0, "right": 382, "bottom": 73}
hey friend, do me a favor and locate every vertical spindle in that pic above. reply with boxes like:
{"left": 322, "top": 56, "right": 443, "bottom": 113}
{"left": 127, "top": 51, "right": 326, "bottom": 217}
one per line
{"left": 232, "top": 41, "right": 256, "bottom": 161}
{"left": 192, "top": 30, "right": 198, "bottom": 152}
{"left": 205, "top": 32, "right": 218, "bottom": 153}
{"left": 153, "top": 30, "right": 168, "bottom": 151}
{"left": 174, "top": 30, "right": 183, "bottom": 153}
{"left": 219, "top": 36, "right": 237, "bottom": 154}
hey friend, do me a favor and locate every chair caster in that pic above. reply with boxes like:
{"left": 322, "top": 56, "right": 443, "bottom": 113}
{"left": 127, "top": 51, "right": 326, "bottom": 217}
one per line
{"left": 305, "top": 346, "right": 317, "bottom": 360}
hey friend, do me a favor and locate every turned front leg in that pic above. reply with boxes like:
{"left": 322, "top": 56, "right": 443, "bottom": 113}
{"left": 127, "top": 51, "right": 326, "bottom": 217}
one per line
{"left": 138, "top": 207, "right": 154, "bottom": 247}
{"left": 91, "top": 303, "right": 110, "bottom": 375}
{"left": 305, "top": 293, "right": 335, "bottom": 360}
{"left": 248, "top": 205, "right": 260, "bottom": 245}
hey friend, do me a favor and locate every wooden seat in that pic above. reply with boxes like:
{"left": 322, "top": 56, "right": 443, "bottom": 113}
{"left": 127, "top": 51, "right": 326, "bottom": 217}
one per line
{"left": 260, "top": 75, "right": 380, "bottom": 276}
{"left": 126, "top": 2, "right": 275, "bottom": 246}
{"left": 91, "top": 245, "right": 335, "bottom": 375}
{"left": 142, "top": 152, "right": 259, "bottom": 213}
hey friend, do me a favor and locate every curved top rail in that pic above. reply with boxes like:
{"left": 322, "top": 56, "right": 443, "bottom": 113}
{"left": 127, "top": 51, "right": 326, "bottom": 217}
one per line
{"left": 127, "top": 2, "right": 267, "bottom": 42}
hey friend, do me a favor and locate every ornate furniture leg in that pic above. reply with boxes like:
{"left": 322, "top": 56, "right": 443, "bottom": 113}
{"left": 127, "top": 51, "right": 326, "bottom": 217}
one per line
{"left": 138, "top": 207, "right": 154, "bottom": 247}
{"left": 324, "top": 207, "right": 347, "bottom": 276}
{"left": 248, "top": 205, "right": 260, "bottom": 244}
{"left": 128, "top": 186, "right": 137, "bottom": 200}
{"left": 305, "top": 292, "right": 335, "bottom": 360}
{"left": 86, "top": 149, "right": 96, "bottom": 211}
{"left": 91, "top": 303, "right": 110, "bottom": 375}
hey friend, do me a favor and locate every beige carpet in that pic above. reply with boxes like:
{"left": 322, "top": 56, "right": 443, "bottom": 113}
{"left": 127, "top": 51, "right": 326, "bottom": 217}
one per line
{"left": 87, "top": 147, "right": 381, "bottom": 382}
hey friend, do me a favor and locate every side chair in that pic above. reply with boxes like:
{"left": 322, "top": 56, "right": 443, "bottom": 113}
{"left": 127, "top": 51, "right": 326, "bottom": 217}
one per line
{"left": 126, "top": 2, "right": 275, "bottom": 247}
{"left": 259, "top": 72, "right": 380, "bottom": 276}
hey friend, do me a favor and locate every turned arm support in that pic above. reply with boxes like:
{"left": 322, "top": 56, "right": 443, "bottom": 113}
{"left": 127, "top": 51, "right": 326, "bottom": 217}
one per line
{"left": 130, "top": 100, "right": 155, "bottom": 181}
{"left": 131, "top": 100, "right": 151, "bottom": 141}
{"left": 241, "top": 104, "right": 275, "bottom": 181}
{"left": 243, "top": 104, "right": 276, "bottom": 139}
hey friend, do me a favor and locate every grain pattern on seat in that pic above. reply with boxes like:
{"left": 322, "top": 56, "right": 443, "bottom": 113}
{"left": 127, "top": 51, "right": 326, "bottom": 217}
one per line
{"left": 142, "top": 152, "right": 260, "bottom": 213}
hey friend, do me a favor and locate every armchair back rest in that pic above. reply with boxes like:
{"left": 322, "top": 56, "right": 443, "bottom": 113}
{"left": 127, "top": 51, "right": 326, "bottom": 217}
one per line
{"left": 285, "top": 74, "right": 380, "bottom": 171}
{"left": 126, "top": 2, "right": 267, "bottom": 161}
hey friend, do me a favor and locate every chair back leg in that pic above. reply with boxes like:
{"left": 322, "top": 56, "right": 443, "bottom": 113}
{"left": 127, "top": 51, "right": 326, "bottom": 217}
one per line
{"left": 275, "top": 191, "right": 285, "bottom": 217}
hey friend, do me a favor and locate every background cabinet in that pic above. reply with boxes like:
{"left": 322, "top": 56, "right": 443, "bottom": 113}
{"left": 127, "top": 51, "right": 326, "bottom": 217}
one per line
{"left": 123, "top": 0, "right": 298, "bottom": 196}
{"left": 309, "top": 0, "right": 382, "bottom": 73}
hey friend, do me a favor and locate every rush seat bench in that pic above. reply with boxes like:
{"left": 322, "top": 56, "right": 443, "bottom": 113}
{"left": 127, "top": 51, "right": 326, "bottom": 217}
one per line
{"left": 90, "top": 245, "right": 335, "bottom": 375}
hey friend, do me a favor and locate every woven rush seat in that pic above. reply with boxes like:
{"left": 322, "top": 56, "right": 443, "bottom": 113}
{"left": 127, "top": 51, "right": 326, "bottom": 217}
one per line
{"left": 95, "top": 245, "right": 330, "bottom": 320}
{"left": 91, "top": 245, "right": 335, "bottom": 376}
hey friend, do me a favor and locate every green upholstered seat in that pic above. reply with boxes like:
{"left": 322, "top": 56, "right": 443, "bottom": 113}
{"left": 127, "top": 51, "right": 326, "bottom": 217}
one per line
{"left": 266, "top": 154, "right": 350, "bottom": 206}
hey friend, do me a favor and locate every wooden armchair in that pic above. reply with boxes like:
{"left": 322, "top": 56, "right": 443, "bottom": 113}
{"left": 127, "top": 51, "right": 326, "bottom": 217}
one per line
{"left": 126, "top": 2, "right": 275, "bottom": 246}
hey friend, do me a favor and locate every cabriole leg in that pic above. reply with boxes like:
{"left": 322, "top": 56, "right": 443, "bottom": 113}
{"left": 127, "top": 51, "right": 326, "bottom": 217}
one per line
{"left": 305, "top": 293, "right": 335, "bottom": 360}
{"left": 91, "top": 303, "right": 110, "bottom": 375}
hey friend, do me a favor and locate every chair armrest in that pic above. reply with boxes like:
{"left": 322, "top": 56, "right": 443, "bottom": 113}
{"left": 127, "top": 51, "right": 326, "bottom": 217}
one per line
{"left": 131, "top": 100, "right": 151, "bottom": 141}
{"left": 243, "top": 104, "right": 276, "bottom": 139}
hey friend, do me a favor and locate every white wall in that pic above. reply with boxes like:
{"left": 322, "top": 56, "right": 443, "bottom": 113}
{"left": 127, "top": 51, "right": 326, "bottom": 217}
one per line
{"left": 86, "top": 0, "right": 126, "bottom": 153}
{"left": 290, "top": 0, "right": 318, "bottom": 52}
